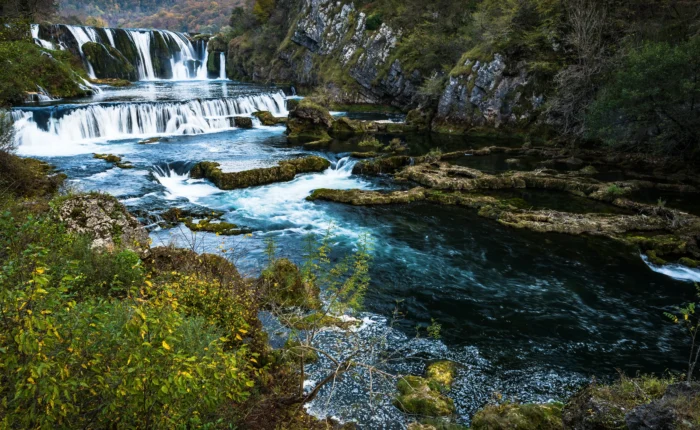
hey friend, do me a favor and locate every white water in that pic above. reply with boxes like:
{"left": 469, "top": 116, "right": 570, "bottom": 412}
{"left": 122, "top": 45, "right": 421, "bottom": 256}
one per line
{"left": 219, "top": 52, "right": 226, "bottom": 80}
{"left": 32, "top": 24, "right": 212, "bottom": 81}
{"left": 152, "top": 164, "right": 221, "bottom": 201}
{"left": 196, "top": 157, "right": 375, "bottom": 238}
{"left": 31, "top": 24, "right": 54, "bottom": 49}
{"left": 13, "top": 91, "right": 288, "bottom": 155}
{"left": 64, "top": 25, "right": 100, "bottom": 78}
{"left": 642, "top": 254, "right": 700, "bottom": 282}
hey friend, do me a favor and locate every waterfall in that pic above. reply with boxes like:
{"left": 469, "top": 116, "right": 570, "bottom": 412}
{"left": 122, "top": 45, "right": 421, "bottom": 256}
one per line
{"left": 13, "top": 91, "right": 289, "bottom": 153}
{"left": 32, "top": 24, "right": 214, "bottom": 81}
{"left": 31, "top": 24, "right": 54, "bottom": 49}
{"left": 64, "top": 25, "right": 100, "bottom": 78}
{"left": 219, "top": 53, "right": 226, "bottom": 80}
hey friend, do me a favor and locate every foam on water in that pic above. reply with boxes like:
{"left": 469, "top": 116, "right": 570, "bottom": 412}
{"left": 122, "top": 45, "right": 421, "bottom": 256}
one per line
{"left": 642, "top": 254, "right": 700, "bottom": 282}
{"left": 199, "top": 157, "right": 375, "bottom": 237}
{"left": 152, "top": 164, "right": 221, "bottom": 201}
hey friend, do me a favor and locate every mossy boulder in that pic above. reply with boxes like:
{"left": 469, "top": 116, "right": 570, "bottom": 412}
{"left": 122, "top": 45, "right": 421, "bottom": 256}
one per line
{"left": 471, "top": 402, "right": 564, "bottom": 430}
{"left": 261, "top": 258, "right": 320, "bottom": 310}
{"left": 0, "top": 153, "right": 66, "bottom": 199}
{"left": 286, "top": 99, "right": 334, "bottom": 141}
{"left": 184, "top": 217, "right": 251, "bottom": 236}
{"left": 82, "top": 42, "right": 138, "bottom": 81}
{"left": 93, "top": 153, "right": 133, "bottom": 169}
{"left": 562, "top": 376, "right": 672, "bottom": 430}
{"left": 330, "top": 117, "right": 377, "bottom": 135}
{"left": 253, "top": 111, "right": 286, "bottom": 126}
{"left": 352, "top": 156, "right": 412, "bottom": 176}
{"left": 234, "top": 116, "right": 254, "bottom": 129}
{"left": 190, "top": 156, "right": 331, "bottom": 190}
{"left": 425, "top": 361, "right": 456, "bottom": 389}
{"left": 56, "top": 193, "right": 149, "bottom": 252}
{"left": 394, "top": 376, "right": 455, "bottom": 417}
{"left": 308, "top": 188, "right": 427, "bottom": 205}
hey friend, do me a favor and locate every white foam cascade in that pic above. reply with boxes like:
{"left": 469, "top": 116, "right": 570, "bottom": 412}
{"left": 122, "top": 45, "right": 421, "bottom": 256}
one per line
{"left": 152, "top": 164, "right": 220, "bottom": 201}
{"left": 219, "top": 52, "right": 226, "bottom": 80}
{"left": 13, "top": 91, "right": 288, "bottom": 154}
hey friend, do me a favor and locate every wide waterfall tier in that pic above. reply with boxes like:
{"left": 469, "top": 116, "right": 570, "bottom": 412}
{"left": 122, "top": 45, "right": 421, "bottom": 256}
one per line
{"left": 12, "top": 91, "right": 288, "bottom": 155}
{"left": 32, "top": 24, "right": 222, "bottom": 81}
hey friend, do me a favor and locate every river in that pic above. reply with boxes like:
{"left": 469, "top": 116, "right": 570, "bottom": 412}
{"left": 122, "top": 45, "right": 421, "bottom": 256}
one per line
{"left": 12, "top": 79, "right": 699, "bottom": 428}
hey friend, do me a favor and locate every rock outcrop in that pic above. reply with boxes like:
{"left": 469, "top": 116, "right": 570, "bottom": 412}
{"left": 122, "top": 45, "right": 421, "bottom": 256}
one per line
{"left": 57, "top": 194, "right": 149, "bottom": 252}
{"left": 432, "top": 55, "right": 544, "bottom": 133}
{"left": 286, "top": 100, "right": 334, "bottom": 140}
{"left": 190, "top": 156, "right": 331, "bottom": 190}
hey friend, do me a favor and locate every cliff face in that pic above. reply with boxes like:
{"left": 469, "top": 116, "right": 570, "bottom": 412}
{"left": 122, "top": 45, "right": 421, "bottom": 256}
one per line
{"left": 227, "top": 0, "right": 547, "bottom": 134}
{"left": 433, "top": 55, "right": 544, "bottom": 134}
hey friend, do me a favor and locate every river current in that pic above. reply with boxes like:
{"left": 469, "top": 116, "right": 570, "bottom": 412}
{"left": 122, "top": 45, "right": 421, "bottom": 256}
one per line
{"left": 12, "top": 80, "right": 700, "bottom": 428}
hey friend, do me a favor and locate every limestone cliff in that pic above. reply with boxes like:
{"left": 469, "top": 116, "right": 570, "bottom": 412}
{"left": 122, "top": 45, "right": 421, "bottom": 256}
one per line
{"left": 226, "top": 0, "right": 549, "bottom": 134}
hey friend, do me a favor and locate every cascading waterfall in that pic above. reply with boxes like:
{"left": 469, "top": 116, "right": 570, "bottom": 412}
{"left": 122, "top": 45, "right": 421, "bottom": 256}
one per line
{"left": 12, "top": 91, "right": 289, "bottom": 154}
{"left": 32, "top": 24, "right": 214, "bottom": 81}
{"left": 31, "top": 24, "right": 54, "bottom": 49}
{"left": 219, "top": 53, "right": 226, "bottom": 80}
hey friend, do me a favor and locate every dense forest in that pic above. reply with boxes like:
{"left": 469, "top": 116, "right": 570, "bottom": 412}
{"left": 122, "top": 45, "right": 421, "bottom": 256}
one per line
{"left": 58, "top": 0, "right": 245, "bottom": 32}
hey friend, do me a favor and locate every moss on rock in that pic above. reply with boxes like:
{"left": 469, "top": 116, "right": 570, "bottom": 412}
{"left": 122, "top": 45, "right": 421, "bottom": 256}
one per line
{"left": 394, "top": 376, "right": 455, "bottom": 417}
{"left": 471, "top": 402, "right": 564, "bottom": 430}
{"left": 234, "top": 116, "right": 254, "bottom": 129}
{"left": 190, "top": 156, "right": 331, "bottom": 190}
{"left": 352, "top": 156, "right": 412, "bottom": 175}
{"left": 253, "top": 111, "right": 286, "bottom": 126}
{"left": 425, "top": 361, "right": 456, "bottom": 389}
{"left": 286, "top": 99, "right": 334, "bottom": 141}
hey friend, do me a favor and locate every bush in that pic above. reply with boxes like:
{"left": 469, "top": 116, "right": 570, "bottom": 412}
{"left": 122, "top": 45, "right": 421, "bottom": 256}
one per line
{"left": 365, "top": 13, "right": 383, "bottom": 31}
{"left": 0, "top": 204, "right": 257, "bottom": 428}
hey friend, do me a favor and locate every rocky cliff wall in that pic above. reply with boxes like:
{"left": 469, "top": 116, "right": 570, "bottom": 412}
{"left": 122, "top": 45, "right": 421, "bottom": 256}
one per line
{"left": 227, "top": 0, "right": 548, "bottom": 134}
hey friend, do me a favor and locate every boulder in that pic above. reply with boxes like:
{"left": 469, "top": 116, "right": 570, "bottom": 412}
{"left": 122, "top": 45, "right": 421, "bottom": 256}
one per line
{"left": 190, "top": 156, "right": 331, "bottom": 190}
{"left": 472, "top": 402, "right": 564, "bottom": 430}
{"left": 234, "top": 116, "right": 254, "bottom": 129}
{"left": 286, "top": 99, "right": 334, "bottom": 141}
{"left": 57, "top": 194, "right": 149, "bottom": 252}
{"left": 393, "top": 376, "right": 455, "bottom": 417}
{"left": 253, "top": 111, "right": 286, "bottom": 126}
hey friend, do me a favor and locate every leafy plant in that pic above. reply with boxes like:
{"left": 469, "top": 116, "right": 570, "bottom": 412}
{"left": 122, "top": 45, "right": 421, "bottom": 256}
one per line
{"left": 665, "top": 284, "right": 700, "bottom": 383}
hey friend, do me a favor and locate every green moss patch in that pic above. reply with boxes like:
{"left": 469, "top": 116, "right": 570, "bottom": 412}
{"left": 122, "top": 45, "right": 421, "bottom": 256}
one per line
{"left": 472, "top": 402, "right": 564, "bottom": 430}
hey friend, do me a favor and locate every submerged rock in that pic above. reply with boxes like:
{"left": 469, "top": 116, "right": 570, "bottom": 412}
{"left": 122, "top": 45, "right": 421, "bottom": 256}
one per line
{"left": 93, "top": 153, "right": 134, "bottom": 169}
{"left": 190, "top": 156, "right": 331, "bottom": 190}
{"left": 57, "top": 194, "right": 149, "bottom": 252}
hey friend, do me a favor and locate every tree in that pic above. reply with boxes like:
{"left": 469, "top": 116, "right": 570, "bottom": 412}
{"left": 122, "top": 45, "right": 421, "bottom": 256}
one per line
{"left": 586, "top": 36, "right": 700, "bottom": 157}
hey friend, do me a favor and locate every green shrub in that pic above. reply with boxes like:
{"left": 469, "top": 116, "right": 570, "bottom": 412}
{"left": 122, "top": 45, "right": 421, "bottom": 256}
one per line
{"left": 587, "top": 36, "right": 700, "bottom": 158}
{"left": 365, "top": 13, "right": 383, "bottom": 31}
